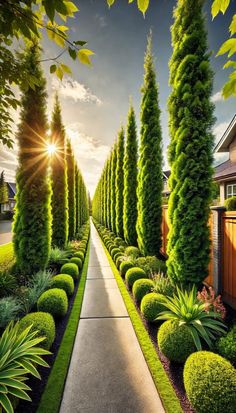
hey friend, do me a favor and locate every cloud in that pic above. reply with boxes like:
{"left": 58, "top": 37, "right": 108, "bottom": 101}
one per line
{"left": 0, "top": 144, "right": 18, "bottom": 182}
{"left": 211, "top": 91, "right": 224, "bottom": 103}
{"left": 213, "top": 121, "right": 229, "bottom": 144}
{"left": 95, "top": 14, "right": 107, "bottom": 28}
{"left": 52, "top": 77, "right": 102, "bottom": 105}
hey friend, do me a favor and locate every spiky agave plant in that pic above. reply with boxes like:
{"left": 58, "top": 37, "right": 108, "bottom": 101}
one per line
{"left": 0, "top": 321, "right": 50, "bottom": 413}
{"left": 156, "top": 286, "right": 227, "bottom": 350}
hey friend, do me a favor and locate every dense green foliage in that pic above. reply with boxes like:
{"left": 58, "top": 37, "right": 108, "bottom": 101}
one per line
{"left": 140, "top": 292, "right": 166, "bottom": 322}
{"left": 115, "top": 128, "right": 125, "bottom": 237}
{"left": 136, "top": 35, "right": 163, "bottom": 256}
{"left": 216, "top": 325, "right": 236, "bottom": 363}
{"left": 111, "top": 143, "right": 117, "bottom": 233}
{"left": 0, "top": 171, "right": 8, "bottom": 205}
{"left": 225, "top": 196, "right": 236, "bottom": 211}
{"left": 167, "top": 0, "right": 215, "bottom": 285}
{"left": 125, "top": 267, "right": 147, "bottom": 288}
{"left": 74, "top": 251, "right": 84, "bottom": 260}
{"left": 152, "top": 274, "right": 176, "bottom": 297}
{"left": 37, "top": 288, "right": 68, "bottom": 318}
{"left": 66, "top": 139, "right": 76, "bottom": 240}
{"left": 125, "top": 246, "right": 140, "bottom": 258}
{"left": 135, "top": 256, "right": 166, "bottom": 276}
{"left": 132, "top": 278, "right": 154, "bottom": 303}
{"left": 51, "top": 274, "right": 74, "bottom": 296}
{"left": 0, "top": 297, "right": 21, "bottom": 329}
{"left": 184, "top": 351, "right": 236, "bottom": 413}
{"left": 120, "top": 260, "right": 134, "bottom": 277}
{"left": 13, "top": 44, "right": 52, "bottom": 274}
{"left": 158, "top": 320, "right": 195, "bottom": 363}
{"left": 60, "top": 262, "right": 79, "bottom": 280}
{"left": 70, "top": 257, "right": 82, "bottom": 269}
{"left": 19, "top": 312, "right": 56, "bottom": 350}
{"left": 51, "top": 94, "right": 68, "bottom": 248}
{"left": 123, "top": 104, "right": 138, "bottom": 245}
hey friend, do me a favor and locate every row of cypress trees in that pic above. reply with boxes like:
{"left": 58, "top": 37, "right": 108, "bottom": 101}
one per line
{"left": 93, "top": 0, "right": 214, "bottom": 286}
{"left": 13, "top": 43, "right": 89, "bottom": 275}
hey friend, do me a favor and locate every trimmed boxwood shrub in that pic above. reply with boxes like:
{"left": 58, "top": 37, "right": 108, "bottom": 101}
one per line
{"left": 111, "top": 247, "right": 120, "bottom": 259}
{"left": 225, "top": 196, "right": 236, "bottom": 211}
{"left": 38, "top": 288, "right": 68, "bottom": 318}
{"left": 108, "top": 243, "right": 116, "bottom": 253}
{"left": 132, "top": 279, "right": 154, "bottom": 303}
{"left": 158, "top": 320, "right": 195, "bottom": 363}
{"left": 113, "top": 252, "right": 123, "bottom": 263}
{"left": 70, "top": 257, "right": 82, "bottom": 269}
{"left": 125, "top": 267, "right": 147, "bottom": 288}
{"left": 184, "top": 351, "right": 236, "bottom": 413}
{"left": 51, "top": 274, "right": 74, "bottom": 296}
{"left": 141, "top": 292, "right": 166, "bottom": 322}
{"left": 116, "top": 256, "right": 123, "bottom": 269}
{"left": 60, "top": 263, "right": 79, "bottom": 280}
{"left": 114, "top": 237, "right": 125, "bottom": 246}
{"left": 125, "top": 246, "right": 141, "bottom": 258}
{"left": 120, "top": 260, "right": 134, "bottom": 277}
{"left": 19, "top": 312, "right": 55, "bottom": 350}
{"left": 74, "top": 251, "right": 84, "bottom": 261}
{"left": 216, "top": 325, "right": 236, "bottom": 363}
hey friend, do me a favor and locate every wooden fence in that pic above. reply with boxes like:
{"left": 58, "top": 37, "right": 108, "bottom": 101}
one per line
{"left": 161, "top": 206, "right": 236, "bottom": 309}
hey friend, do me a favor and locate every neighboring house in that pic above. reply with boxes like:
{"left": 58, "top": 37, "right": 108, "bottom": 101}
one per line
{"left": 0, "top": 182, "right": 16, "bottom": 213}
{"left": 214, "top": 115, "right": 236, "bottom": 205}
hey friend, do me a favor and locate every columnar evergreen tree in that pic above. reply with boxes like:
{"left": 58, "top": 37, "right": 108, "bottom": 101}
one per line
{"left": 0, "top": 171, "right": 8, "bottom": 207}
{"left": 66, "top": 139, "right": 76, "bottom": 240}
{"left": 115, "top": 128, "right": 125, "bottom": 238}
{"left": 13, "top": 43, "right": 51, "bottom": 274}
{"left": 106, "top": 154, "right": 111, "bottom": 230}
{"left": 123, "top": 103, "right": 138, "bottom": 246}
{"left": 136, "top": 35, "right": 163, "bottom": 256}
{"left": 50, "top": 94, "right": 68, "bottom": 248}
{"left": 167, "top": 0, "right": 214, "bottom": 285}
{"left": 75, "top": 163, "right": 79, "bottom": 234}
{"left": 111, "top": 143, "right": 117, "bottom": 234}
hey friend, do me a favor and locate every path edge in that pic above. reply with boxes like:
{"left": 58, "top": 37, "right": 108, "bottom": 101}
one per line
{"left": 36, "top": 237, "right": 91, "bottom": 413}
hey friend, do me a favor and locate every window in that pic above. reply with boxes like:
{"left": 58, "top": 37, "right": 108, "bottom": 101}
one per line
{"left": 226, "top": 184, "right": 236, "bottom": 198}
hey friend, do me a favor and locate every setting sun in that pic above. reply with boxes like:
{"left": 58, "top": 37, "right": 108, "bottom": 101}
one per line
{"left": 47, "top": 143, "right": 57, "bottom": 156}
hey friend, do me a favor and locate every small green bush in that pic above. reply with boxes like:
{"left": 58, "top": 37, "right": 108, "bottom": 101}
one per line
{"left": 225, "top": 196, "right": 236, "bottom": 211}
{"left": 152, "top": 274, "right": 176, "bottom": 297}
{"left": 74, "top": 251, "right": 84, "bottom": 261}
{"left": 0, "top": 272, "right": 17, "bottom": 297}
{"left": 216, "top": 325, "right": 236, "bottom": 363}
{"left": 70, "top": 257, "right": 82, "bottom": 269}
{"left": 135, "top": 256, "right": 166, "bottom": 275}
{"left": 184, "top": 351, "right": 236, "bottom": 413}
{"left": 158, "top": 320, "right": 195, "bottom": 363}
{"left": 113, "top": 252, "right": 123, "bottom": 263}
{"left": 125, "top": 246, "right": 141, "bottom": 258}
{"left": 114, "top": 237, "right": 125, "bottom": 246}
{"left": 116, "top": 256, "right": 123, "bottom": 269}
{"left": 132, "top": 279, "right": 154, "bottom": 303}
{"left": 19, "top": 312, "right": 55, "bottom": 350}
{"left": 51, "top": 274, "right": 74, "bottom": 296}
{"left": 37, "top": 288, "right": 68, "bottom": 318}
{"left": 111, "top": 247, "right": 120, "bottom": 259}
{"left": 141, "top": 292, "right": 166, "bottom": 322}
{"left": 108, "top": 243, "right": 116, "bottom": 253}
{"left": 60, "top": 263, "right": 79, "bottom": 280}
{"left": 125, "top": 267, "right": 147, "bottom": 288}
{"left": 120, "top": 260, "right": 134, "bottom": 277}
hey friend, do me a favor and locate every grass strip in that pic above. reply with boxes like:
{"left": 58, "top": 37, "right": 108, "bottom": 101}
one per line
{"left": 37, "top": 237, "right": 90, "bottom": 413}
{"left": 97, "top": 230, "right": 183, "bottom": 413}
{"left": 0, "top": 242, "right": 15, "bottom": 272}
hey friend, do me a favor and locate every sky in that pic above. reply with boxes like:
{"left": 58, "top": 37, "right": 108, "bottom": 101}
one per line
{"left": 0, "top": 0, "right": 236, "bottom": 196}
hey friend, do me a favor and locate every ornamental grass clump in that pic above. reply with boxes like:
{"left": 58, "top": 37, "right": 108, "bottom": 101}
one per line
{"left": 155, "top": 286, "right": 226, "bottom": 350}
{"left": 152, "top": 273, "right": 176, "bottom": 297}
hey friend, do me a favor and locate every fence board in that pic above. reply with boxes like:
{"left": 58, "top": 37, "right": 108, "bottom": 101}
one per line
{"left": 222, "top": 212, "right": 236, "bottom": 308}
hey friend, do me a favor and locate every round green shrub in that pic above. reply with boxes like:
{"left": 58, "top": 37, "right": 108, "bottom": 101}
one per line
{"left": 125, "top": 267, "right": 147, "bottom": 288}
{"left": 184, "top": 351, "right": 236, "bottom": 413}
{"left": 51, "top": 274, "right": 74, "bottom": 296}
{"left": 114, "top": 237, "right": 125, "bottom": 246}
{"left": 141, "top": 292, "right": 166, "bottom": 322}
{"left": 60, "top": 263, "right": 79, "bottom": 280}
{"left": 120, "top": 260, "right": 134, "bottom": 277}
{"left": 19, "top": 312, "right": 55, "bottom": 350}
{"left": 116, "top": 256, "right": 123, "bottom": 269}
{"left": 111, "top": 247, "right": 120, "bottom": 259}
{"left": 225, "top": 196, "right": 236, "bottom": 211}
{"left": 37, "top": 288, "right": 68, "bottom": 318}
{"left": 125, "top": 246, "right": 141, "bottom": 258}
{"left": 108, "top": 243, "right": 116, "bottom": 253}
{"left": 216, "top": 325, "right": 236, "bottom": 363}
{"left": 70, "top": 257, "right": 82, "bottom": 269}
{"left": 158, "top": 320, "right": 195, "bottom": 363}
{"left": 113, "top": 252, "right": 123, "bottom": 263}
{"left": 74, "top": 251, "right": 84, "bottom": 261}
{"left": 132, "top": 279, "right": 154, "bottom": 303}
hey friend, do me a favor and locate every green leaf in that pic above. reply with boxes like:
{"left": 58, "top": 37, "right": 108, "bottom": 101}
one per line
{"left": 68, "top": 47, "right": 77, "bottom": 60}
{"left": 61, "top": 63, "right": 72, "bottom": 74}
{"left": 50, "top": 64, "right": 57, "bottom": 73}
{"left": 7, "top": 387, "right": 31, "bottom": 402}
{"left": 64, "top": 1, "right": 79, "bottom": 16}
{"left": 74, "top": 40, "right": 87, "bottom": 46}
{"left": 56, "top": 65, "right": 64, "bottom": 80}
{"left": 137, "top": 0, "right": 149, "bottom": 15}
{"left": 0, "top": 393, "right": 13, "bottom": 413}
{"left": 217, "top": 38, "right": 236, "bottom": 57}
{"left": 229, "top": 14, "right": 236, "bottom": 35}
{"left": 43, "top": 0, "right": 55, "bottom": 23}
{"left": 78, "top": 49, "right": 95, "bottom": 65}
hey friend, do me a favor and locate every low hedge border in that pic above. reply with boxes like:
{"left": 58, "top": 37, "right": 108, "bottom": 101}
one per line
{"left": 37, "top": 237, "right": 90, "bottom": 413}
{"left": 96, "top": 225, "right": 183, "bottom": 413}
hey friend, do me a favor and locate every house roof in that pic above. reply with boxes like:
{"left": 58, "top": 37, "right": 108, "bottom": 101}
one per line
{"left": 214, "top": 159, "right": 236, "bottom": 181}
{"left": 215, "top": 115, "right": 236, "bottom": 153}
{"left": 7, "top": 182, "right": 16, "bottom": 199}
{"left": 163, "top": 170, "right": 171, "bottom": 179}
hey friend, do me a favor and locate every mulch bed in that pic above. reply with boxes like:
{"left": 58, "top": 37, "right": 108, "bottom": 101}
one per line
{"left": 16, "top": 278, "right": 80, "bottom": 413}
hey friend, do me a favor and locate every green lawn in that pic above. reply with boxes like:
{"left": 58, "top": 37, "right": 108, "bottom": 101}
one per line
{"left": 0, "top": 243, "right": 15, "bottom": 272}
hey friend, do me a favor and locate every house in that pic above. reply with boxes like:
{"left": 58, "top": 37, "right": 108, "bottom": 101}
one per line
{"left": 214, "top": 115, "right": 236, "bottom": 204}
{"left": 0, "top": 182, "right": 16, "bottom": 213}
{"left": 163, "top": 170, "right": 171, "bottom": 197}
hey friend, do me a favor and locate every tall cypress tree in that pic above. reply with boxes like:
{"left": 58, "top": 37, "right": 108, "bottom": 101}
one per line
{"left": 106, "top": 155, "right": 111, "bottom": 230}
{"left": 75, "top": 163, "right": 79, "bottom": 234}
{"left": 123, "top": 103, "right": 138, "bottom": 246}
{"left": 111, "top": 143, "right": 117, "bottom": 234}
{"left": 136, "top": 34, "right": 163, "bottom": 256}
{"left": 167, "top": 0, "right": 214, "bottom": 285}
{"left": 13, "top": 43, "right": 51, "bottom": 274}
{"left": 51, "top": 94, "right": 68, "bottom": 248}
{"left": 115, "top": 128, "right": 125, "bottom": 238}
{"left": 0, "top": 171, "right": 8, "bottom": 207}
{"left": 66, "top": 139, "right": 76, "bottom": 240}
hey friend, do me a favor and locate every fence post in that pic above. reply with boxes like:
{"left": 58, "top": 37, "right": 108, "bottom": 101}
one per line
{"left": 210, "top": 206, "right": 226, "bottom": 294}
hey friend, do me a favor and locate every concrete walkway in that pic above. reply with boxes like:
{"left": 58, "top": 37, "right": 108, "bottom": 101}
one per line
{"left": 0, "top": 221, "right": 12, "bottom": 245}
{"left": 60, "top": 222, "right": 165, "bottom": 413}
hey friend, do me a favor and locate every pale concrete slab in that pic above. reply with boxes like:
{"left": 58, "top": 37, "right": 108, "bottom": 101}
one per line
{"left": 87, "top": 266, "right": 114, "bottom": 279}
{"left": 85, "top": 279, "right": 118, "bottom": 290}
{"left": 80, "top": 286, "right": 128, "bottom": 318}
{"left": 60, "top": 318, "right": 164, "bottom": 413}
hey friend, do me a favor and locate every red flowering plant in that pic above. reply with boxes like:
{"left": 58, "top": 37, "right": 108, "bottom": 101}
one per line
{"left": 197, "top": 286, "right": 226, "bottom": 319}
